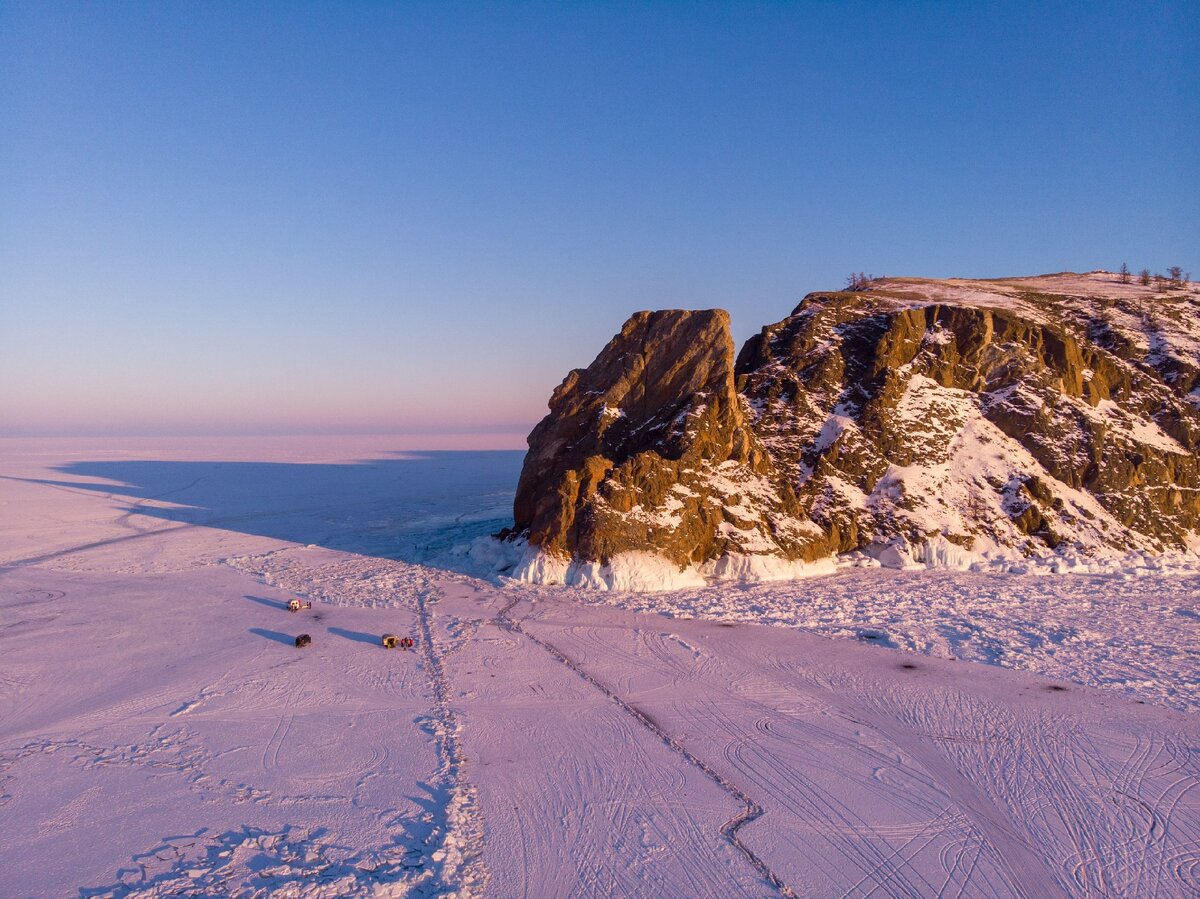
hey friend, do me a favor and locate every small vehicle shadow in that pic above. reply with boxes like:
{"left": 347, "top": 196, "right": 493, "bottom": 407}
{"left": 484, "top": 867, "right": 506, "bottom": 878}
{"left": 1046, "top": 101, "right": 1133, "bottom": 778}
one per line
{"left": 329, "top": 626, "right": 379, "bottom": 646}
{"left": 244, "top": 595, "right": 289, "bottom": 611}
{"left": 249, "top": 627, "right": 296, "bottom": 645}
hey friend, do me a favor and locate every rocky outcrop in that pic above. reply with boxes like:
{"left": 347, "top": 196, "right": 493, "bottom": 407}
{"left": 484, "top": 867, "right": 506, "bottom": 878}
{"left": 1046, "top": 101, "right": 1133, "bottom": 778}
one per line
{"left": 510, "top": 310, "right": 826, "bottom": 584}
{"left": 509, "top": 273, "right": 1200, "bottom": 585}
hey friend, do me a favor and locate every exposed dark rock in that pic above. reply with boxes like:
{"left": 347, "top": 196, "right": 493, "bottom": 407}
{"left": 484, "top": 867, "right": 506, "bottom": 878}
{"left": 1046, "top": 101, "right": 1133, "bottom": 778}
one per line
{"left": 513, "top": 309, "right": 824, "bottom": 570}
{"left": 511, "top": 273, "right": 1200, "bottom": 579}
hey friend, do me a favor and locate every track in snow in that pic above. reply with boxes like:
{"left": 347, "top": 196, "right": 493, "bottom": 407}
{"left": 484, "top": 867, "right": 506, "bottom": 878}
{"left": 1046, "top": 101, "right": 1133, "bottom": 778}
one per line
{"left": 494, "top": 593, "right": 797, "bottom": 898}
{"left": 221, "top": 547, "right": 490, "bottom": 896}
{"left": 410, "top": 572, "right": 490, "bottom": 895}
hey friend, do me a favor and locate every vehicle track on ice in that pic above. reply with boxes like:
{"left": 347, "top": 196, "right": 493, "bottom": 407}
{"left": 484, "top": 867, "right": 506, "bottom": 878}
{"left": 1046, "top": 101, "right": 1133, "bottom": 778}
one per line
{"left": 495, "top": 594, "right": 797, "bottom": 898}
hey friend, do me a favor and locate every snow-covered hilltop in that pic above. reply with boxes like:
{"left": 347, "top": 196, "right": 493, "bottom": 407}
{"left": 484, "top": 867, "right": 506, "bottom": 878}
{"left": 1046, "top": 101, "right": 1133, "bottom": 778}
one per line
{"left": 508, "top": 271, "right": 1200, "bottom": 589}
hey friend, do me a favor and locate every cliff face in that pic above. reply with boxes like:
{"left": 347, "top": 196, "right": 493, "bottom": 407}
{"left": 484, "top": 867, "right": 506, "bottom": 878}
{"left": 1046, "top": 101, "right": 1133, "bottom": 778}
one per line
{"left": 511, "top": 273, "right": 1200, "bottom": 584}
{"left": 512, "top": 310, "right": 825, "bottom": 577}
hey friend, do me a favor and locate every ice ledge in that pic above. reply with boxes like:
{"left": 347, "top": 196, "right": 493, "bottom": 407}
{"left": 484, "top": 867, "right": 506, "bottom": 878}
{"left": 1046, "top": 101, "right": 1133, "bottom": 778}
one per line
{"left": 513, "top": 546, "right": 707, "bottom": 592}
{"left": 460, "top": 533, "right": 1200, "bottom": 592}
{"left": 506, "top": 544, "right": 838, "bottom": 592}
{"left": 859, "top": 535, "right": 1200, "bottom": 577}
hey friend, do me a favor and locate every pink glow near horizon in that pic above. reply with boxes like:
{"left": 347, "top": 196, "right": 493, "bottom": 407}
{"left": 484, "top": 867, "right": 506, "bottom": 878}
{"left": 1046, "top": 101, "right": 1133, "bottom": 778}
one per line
{"left": 0, "top": 432, "right": 530, "bottom": 460}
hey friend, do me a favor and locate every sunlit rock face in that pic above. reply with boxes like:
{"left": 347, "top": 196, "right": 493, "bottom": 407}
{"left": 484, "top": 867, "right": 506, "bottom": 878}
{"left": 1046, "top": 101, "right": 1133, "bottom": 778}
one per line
{"left": 512, "top": 273, "right": 1200, "bottom": 578}
{"left": 511, "top": 309, "right": 822, "bottom": 573}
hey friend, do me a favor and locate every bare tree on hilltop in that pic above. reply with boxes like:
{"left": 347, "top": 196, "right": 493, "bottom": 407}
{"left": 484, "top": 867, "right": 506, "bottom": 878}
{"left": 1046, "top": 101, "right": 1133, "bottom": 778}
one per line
{"left": 1139, "top": 268, "right": 1152, "bottom": 286}
{"left": 1119, "top": 262, "right": 1130, "bottom": 283}
{"left": 846, "top": 272, "right": 875, "bottom": 291}
{"left": 1168, "top": 266, "right": 1184, "bottom": 288}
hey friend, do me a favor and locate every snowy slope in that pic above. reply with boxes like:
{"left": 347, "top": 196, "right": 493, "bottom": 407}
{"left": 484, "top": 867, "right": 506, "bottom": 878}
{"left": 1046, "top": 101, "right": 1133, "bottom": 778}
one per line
{"left": 740, "top": 271, "right": 1200, "bottom": 569}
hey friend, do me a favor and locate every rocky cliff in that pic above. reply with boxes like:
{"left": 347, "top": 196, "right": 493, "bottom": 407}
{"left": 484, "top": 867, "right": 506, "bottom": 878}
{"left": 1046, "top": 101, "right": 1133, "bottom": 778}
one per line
{"left": 508, "top": 272, "right": 1200, "bottom": 588}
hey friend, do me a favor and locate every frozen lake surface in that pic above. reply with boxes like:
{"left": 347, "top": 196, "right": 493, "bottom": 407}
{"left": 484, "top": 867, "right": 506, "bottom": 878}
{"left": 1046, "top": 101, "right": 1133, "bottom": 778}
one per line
{"left": 1, "top": 436, "right": 1198, "bottom": 897}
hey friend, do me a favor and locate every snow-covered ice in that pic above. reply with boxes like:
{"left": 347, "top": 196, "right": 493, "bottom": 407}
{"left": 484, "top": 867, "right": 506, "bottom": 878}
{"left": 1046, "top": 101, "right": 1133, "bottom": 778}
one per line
{"left": 2, "top": 436, "right": 1198, "bottom": 897}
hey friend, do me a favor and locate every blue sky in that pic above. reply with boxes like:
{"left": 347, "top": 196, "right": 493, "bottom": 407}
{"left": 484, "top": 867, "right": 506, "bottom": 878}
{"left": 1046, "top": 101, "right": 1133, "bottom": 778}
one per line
{"left": 3, "top": 1, "right": 1197, "bottom": 440}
